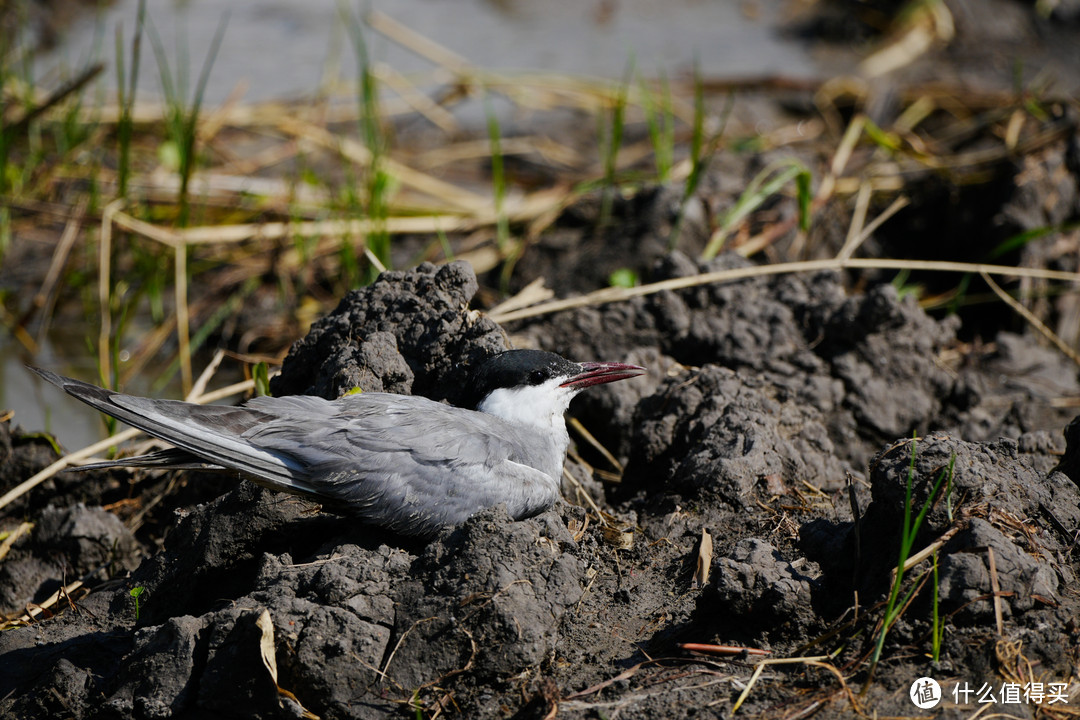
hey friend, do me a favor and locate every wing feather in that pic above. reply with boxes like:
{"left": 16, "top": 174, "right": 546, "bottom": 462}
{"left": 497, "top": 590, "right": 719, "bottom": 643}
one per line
{"left": 33, "top": 369, "right": 561, "bottom": 535}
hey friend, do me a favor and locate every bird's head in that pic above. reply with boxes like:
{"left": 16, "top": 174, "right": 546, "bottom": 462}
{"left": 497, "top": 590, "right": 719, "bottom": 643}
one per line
{"left": 464, "top": 349, "right": 645, "bottom": 428}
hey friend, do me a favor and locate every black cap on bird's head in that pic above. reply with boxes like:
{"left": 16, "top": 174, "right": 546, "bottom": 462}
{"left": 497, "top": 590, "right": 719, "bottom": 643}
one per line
{"left": 461, "top": 349, "right": 644, "bottom": 411}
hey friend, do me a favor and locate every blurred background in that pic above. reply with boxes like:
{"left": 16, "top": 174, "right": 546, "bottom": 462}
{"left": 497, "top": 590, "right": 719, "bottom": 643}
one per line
{"left": 3, "top": 0, "right": 1079, "bottom": 448}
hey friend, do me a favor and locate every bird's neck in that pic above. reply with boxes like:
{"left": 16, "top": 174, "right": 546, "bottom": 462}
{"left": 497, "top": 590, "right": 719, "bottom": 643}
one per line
{"left": 475, "top": 383, "right": 575, "bottom": 430}
{"left": 476, "top": 384, "right": 575, "bottom": 480}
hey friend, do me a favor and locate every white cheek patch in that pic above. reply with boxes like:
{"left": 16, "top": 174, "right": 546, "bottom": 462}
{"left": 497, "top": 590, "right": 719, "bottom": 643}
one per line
{"left": 476, "top": 377, "right": 577, "bottom": 430}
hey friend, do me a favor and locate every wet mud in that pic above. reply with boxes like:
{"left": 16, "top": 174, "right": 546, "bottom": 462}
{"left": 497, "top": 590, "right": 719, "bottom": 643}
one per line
{"left": 3, "top": 3, "right": 1080, "bottom": 715}
{"left": 4, "top": 217, "right": 1080, "bottom": 717}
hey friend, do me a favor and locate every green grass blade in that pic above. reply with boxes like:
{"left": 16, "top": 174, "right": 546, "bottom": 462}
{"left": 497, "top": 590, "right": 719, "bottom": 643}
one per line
{"left": 599, "top": 57, "right": 633, "bottom": 227}
{"left": 703, "top": 159, "right": 810, "bottom": 259}
{"left": 485, "top": 95, "right": 509, "bottom": 252}
{"left": 116, "top": 0, "right": 146, "bottom": 199}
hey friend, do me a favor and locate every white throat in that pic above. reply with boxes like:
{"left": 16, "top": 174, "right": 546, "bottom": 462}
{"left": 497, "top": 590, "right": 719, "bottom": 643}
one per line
{"left": 475, "top": 377, "right": 583, "bottom": 482}
{"left": 476, "top": 377, "right": 578, "bottom": 434}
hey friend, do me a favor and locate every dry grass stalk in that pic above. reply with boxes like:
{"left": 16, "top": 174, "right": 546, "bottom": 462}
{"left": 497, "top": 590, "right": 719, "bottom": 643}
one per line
{"left": 0, "top": 522, "right": 34, "bottom": 563}
{"left": 366, "top": 10, "right": 471, "bottom": 74}
{"left": 728, "top": 654, "right": 843, "bottom": 713}
{"left": 567, "top": 416, "right": 623, "bottom": 474}
{"left": 175, "top": 243, "right": 192, "bottom": 393}
{"left": 30, "top": 197, "right": 87, "bottom": 345}
{"left": 0, "top": 377, "right": 258, "bottom": 514}
{"left": 372, "top": 62, "right": 459, "bottom": 134}
{"left": 488, "top": 258, "right": 1080, "bottom": 325}
{"left": 980, "top": 270, "right": 1080, "bottom": 367}
{"left": 9, "top": 577, "right": 86, "bottom": 625}
{"left": 987, "top": 546, "right": 1004, "bottom": 636}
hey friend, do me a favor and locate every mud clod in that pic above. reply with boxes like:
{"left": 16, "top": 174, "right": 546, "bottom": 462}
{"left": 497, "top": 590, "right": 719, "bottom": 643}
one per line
{"left": 706, "top": 538, "right": 820, "bottom": 644}
{"left": 271, "top": 261, "right": 507, "bottom": 403}
{"left": 5, "top": 251, "right": 1080, "bottom": 718}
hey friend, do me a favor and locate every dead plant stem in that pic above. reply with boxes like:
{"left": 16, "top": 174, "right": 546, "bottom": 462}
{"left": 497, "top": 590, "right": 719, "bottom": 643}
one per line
{"left": 488, "top": 258, "right": 1080, "bottom": 324}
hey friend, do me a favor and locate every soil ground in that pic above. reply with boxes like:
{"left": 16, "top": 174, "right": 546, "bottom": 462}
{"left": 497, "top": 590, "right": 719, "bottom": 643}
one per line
{"left": 3, "top": 1, "right": 1080, "bottom": 718}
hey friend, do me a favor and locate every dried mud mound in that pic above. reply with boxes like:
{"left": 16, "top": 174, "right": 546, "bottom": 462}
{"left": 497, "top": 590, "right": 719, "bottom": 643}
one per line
{"left": 270, "top": 261, "right": 508, "bottom": 402}
{"left": 3, "top": 258, "right": 1080, "bottom": 719}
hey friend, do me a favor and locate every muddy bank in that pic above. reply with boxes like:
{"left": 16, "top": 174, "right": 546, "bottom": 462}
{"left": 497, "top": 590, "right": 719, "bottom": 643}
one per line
{"left": 4, "top": 0, "right": 1080, "bottom": 709}
{"left": 2, "top": 246, "right": 1079, "bottom": 718}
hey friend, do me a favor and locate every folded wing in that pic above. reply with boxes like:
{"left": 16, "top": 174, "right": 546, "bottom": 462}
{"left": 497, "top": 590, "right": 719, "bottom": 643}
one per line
{"left": 33, "top": 369, "right": 559, "bottom": 535}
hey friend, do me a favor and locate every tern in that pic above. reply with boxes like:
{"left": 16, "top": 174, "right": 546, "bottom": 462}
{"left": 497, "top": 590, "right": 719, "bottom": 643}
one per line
{"left": 32, "top": 350, "right": 644, "bottom": 536}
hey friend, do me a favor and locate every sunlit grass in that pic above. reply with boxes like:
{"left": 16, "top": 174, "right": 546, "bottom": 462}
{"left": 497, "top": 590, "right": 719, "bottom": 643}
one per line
{"left": 114, "top": 0, "right": 146, "bottom": 201}
{"left": 147, "top": 9, "right": 228, "bottom": 228}
{"left": 864, "top": 439, "right": 954, "bottom": 688}
{"left": 703, "top": 158, "right": 812, "bottom": 259}
{"left": 0, "top": 1, "right": 1074, "bottom": 419}
{"left": 485, "top": 95, "right": 509, "bottom": 254}
{"left": 344, "top": 2, "right": 391, "bottom": 286}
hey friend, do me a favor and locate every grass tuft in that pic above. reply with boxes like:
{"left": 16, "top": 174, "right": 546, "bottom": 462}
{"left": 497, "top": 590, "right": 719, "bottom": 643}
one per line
{"left": 147, "top": 8, "right": 229, "bottom": 227}
{"left": 485, "top": 94, "right": 510, "bottom": 253}
{"left": 598, "top": 59, "right": 633, "bottom": 228}
{"left": 114, "top": 0, "right": 147, "bottom": 201}
{"left": 864, "top": 438, "right": 954, "bottom": 689}
{"left": 343, "top": 4, "right": 392, "bottom": 285}
{"left": 703, "top": 159, "right": 812, "bottom": 259}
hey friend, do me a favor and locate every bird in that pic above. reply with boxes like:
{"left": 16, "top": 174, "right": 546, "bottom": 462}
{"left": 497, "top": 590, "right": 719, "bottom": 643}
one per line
{"left": 32, "top": 350, "right": 644, "bottom": 536}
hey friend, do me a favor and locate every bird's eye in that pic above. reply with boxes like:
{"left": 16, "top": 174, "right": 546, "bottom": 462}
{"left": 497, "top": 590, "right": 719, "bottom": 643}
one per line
{"left": 530, "top": 370, "right": 547, "bottom": 384}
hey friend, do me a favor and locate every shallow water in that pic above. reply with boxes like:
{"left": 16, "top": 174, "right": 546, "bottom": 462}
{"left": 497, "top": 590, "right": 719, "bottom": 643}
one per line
{"left": 10, "top": 0, "right": 834, "bottom": 449}
{"left": 34, "top": 0, "right": 825, "bottom": 104}
{"left": 3, "top": 337, "right": 107, "bottom": 451}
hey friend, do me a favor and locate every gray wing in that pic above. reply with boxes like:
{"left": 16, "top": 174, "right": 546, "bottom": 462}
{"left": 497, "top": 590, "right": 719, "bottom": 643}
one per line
{"left": 33, "top": 369, "right": 560, "bottom": 536}
{"left": 242, "top": 394, "right": 561, "bottom": 535}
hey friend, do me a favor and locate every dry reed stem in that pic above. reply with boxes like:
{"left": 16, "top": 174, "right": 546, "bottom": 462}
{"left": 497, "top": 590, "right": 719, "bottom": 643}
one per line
{"left": 134, "top": 170, "right": 329, "bottom": 207}
{"left": 109, "top": 209, "right": 182, "bottom": 246}
{"left": 0, "top": 426, "right": 142, "bottom": 514}
{"left": 0, "top": 377, "right": 258, "bottom": 514}
{"left": 175, "top": 215, "right": 477, "bottom": 244}
{"left": 988, "top": 546, "right": 1004, "bottom": 636}
{"left": 980, "top": 270, "right": 1080, "bottom": 367}
{"left": 31, "top": 196, "right": 87, "bottom": 344}
{"left": 838, "top": 181, "right": 872, "bottom": 261}
{"left": 486, "top": 277, "right": 553, "bottom": 316}
{"left": 130, "top": 184, "right": 568, "bottom": 248}
{"left": 0, "top": 522, "right": 34, "bottom": 563}
{"left": 372, "top": 62, "right": 459, "bottom": 134}
{"left": 175, "top": 244, "right": 192, "bottom": 394}
{"left": 487, "top": 258, "right": 1080, "bottom": 325}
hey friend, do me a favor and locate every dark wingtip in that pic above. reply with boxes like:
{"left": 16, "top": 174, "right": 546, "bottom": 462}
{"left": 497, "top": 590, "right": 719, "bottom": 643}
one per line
{"left": 28, "top": 365, "right": 64, "bottom": 387}
{"left": 27, "top": 366, "right": 115, "bottom": 406}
